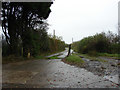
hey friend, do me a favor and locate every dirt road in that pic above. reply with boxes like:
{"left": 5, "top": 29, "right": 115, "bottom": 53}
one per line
{"left": 2, "top": 49, "right": 119, "bottom": 88}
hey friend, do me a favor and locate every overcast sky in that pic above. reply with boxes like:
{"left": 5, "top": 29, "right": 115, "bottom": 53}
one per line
{"left": 47, "top": 0, "right": 119, "bottom": 44}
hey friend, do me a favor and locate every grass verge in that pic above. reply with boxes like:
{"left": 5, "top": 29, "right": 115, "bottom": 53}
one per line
{"left": 62, "top": 54, "right": 85, "bottom": 67}
{"left": 46, "top": 56, "right": 61, "bottom": 59}
{"left": 77, "top": 53, "right": 108, "bottom": 63}
{"left": 97, "top": 53, "right": 120, "bottom": 59}
{"left": 35, "top": 49, "right": 65, "bottom": 59}
{"left": 3, "top": 50, "right": 65, "bottom": 64}
{"left": 2, "top": 55, "right": 31, "bottom": 64}
{"left": 35, "top": 55, "right": 46, "bottom": 59}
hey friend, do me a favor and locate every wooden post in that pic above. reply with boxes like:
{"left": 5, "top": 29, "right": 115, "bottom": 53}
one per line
{"left": 27, "top": 52, "right": 30, "bottom": 58}
{"left": 27, "top": 49, "right": 30, "bottom": 58}
{"left": 67, "top": 44, "right": 71, "bottom": 57}
{"left": 21, "top": 47, "right": 23, "bottom": 57}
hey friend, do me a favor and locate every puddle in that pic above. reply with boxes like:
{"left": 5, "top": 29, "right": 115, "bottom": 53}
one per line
{"left": 103, "top": 74, "right": 119, "bottom": 84}
{"left": 82, "top": 58, "right": 90, "bottom": 61}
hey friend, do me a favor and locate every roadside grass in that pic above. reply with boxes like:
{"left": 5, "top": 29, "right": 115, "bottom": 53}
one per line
{"left": 35, "top": 55, "right": 46, "bottom": 59}
{"left": 3, "top": 49, "right": 65, "bottom": 64}
{"left": 77, "top": 52, "right": 120, "bottom": 62}
{"left": 35, "top": 50, "right": 64, "bottom": 60}
{"left": 64, "top": 54, "right": 85, "bottom": 67}
{"left": 77, "top": 53, "right": 108, "bottom": 63}
{"left": 2, "top": 55, "right": 27, "bottom": 64}
{"left": 46, "top": 56, "right": 61, "bottom": 59}
{"left": 77, "top": 52, "right": 119, "bottom": 58}
{"left": 98, "top": 53, "right": 118, "bottom": 57}
{"left": 35, "top": 52, "right": 63, "bottom": 59}
{"left": 95, "top": 58, "right": 108, "bottom": 62}
{"left": 86, "top": 56, "right": 108, "bottom": 62}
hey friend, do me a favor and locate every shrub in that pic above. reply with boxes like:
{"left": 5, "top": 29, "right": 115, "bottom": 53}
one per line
{"left": 72, "top": 31, "right": 119, "bottom": 54}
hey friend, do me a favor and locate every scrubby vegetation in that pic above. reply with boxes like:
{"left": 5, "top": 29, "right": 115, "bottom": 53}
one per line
{"left": 72, "top": 31, "right": 120, "bottom": 57}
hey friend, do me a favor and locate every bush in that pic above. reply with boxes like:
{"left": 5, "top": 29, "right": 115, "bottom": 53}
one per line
{"left": 72, "top": 31, "right": 119, "bottom": 55}
{"left": 88, "top": 50, "right": 98, "bottom": 56}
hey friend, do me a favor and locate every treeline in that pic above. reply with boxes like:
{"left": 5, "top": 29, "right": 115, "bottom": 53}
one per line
{"left": 72, "top": 31, "right": 120, "bottom": 56}
{"left": 2, "top": 29, "right": 66, "bottom": 57}
{"left": 2, "top": 2, "right": 66, "bottom": 58}
{"left": 49, "top": 35, "right": 66, "bottom": 53}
